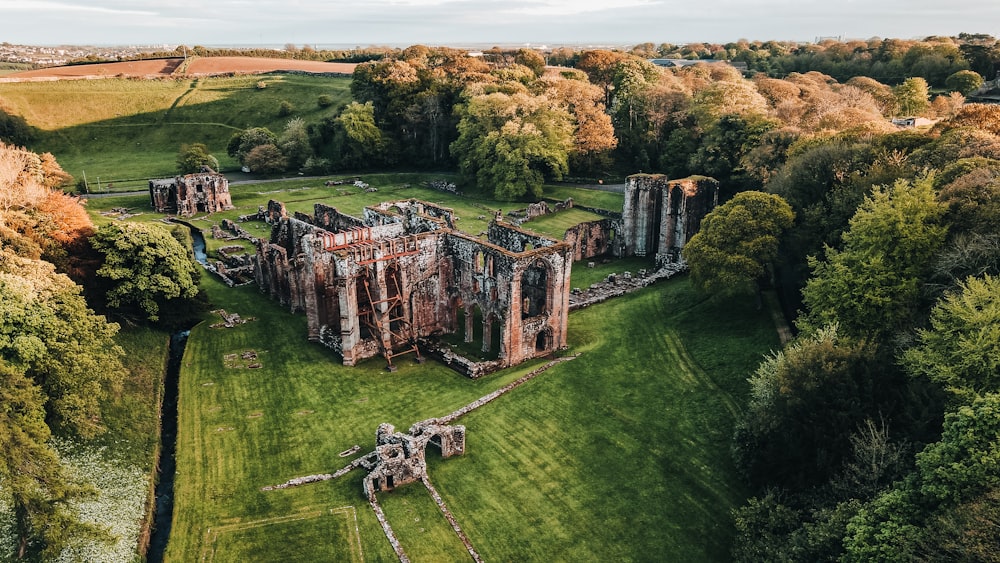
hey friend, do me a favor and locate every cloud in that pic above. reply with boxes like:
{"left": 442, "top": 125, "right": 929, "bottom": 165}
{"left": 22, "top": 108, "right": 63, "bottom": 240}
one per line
{"left": 0, "top": 0, "right": 158, "bottom": 16}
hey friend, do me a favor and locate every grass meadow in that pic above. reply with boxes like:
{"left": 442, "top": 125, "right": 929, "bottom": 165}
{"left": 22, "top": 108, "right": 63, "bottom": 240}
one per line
{"left": 160, "top": 254, "right": 777, "bottom": 562}
{"left": 0, "top": 74, "right": 352, "bottom": 188}
{"left": 32, "top": 71, "right": 778, "bottom": 560}
{"left": 79, "top": 175, "right": 777, "bottom": 561}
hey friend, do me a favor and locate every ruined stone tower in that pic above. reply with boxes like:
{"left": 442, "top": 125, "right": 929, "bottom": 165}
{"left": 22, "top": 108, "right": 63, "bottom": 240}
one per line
{"left": 620, "top": 174, "right": 719, "bottom": 266}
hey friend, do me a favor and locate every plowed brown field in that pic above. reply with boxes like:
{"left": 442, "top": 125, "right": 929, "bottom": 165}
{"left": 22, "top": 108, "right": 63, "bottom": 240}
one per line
{"left": 3, "top": 56, "right": 356, "bottom": 81}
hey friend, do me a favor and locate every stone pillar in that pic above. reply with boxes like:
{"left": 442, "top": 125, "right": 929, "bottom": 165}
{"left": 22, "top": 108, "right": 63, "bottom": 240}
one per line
{"left": 339, "top": 277, "right": 360, "bottom": 366}
{"left": 464, "top": 305, "right": 474, "bottom": 343}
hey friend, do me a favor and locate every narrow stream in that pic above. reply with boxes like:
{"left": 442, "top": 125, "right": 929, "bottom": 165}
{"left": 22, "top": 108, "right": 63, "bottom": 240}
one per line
{"left": 146, "top": 330, "right": 186, "bottom": 563}
{"left": 147, "top": 225, "right": 205, "bottom": 562}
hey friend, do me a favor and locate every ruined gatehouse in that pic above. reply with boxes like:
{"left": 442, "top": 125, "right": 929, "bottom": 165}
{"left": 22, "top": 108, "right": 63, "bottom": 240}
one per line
{"left": 149, "top": 168, "right": 234, "bottom": 217}
{"left": 254, "top": 199, "right": 572, "bottom": 375}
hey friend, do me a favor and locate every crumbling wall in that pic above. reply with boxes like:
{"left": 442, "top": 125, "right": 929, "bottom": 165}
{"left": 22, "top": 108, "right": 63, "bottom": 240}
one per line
{"left": 253, "top": 198, "right": 572, "bottom": 374}
{"left": 619, "top": 174, "right": 718, "bottom": 265}
{"left": 148, "top": 169, "right": 233, "bottom": 217}
{"left": 564, "top": 219, "right": 615, "bottom": 261}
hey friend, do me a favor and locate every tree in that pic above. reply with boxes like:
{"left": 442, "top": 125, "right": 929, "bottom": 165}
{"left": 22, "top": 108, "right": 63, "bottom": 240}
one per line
{"left": 90, "top": 222, "right": 201, "bottom": 324}
{"left": 733, "top": 326, "right": 889, "bottom": 490}
{"left": 332, "top": 101, "right": 386, "bottom": 169}
{"left": 176, "top": 142, "right": 219, "bottom": 174}
{"left": 243, "top": 144, "right": 288, "bottom": 174}
{"left": 0, "top": 359, "right": 108, "bottom": 559}
{"left": 226, "top": 127, "right": 277, "bottom": 166}
{"left": 903, "top": 275, "right": 1000, "bottom": 399}
{"left": 845, "top": 393, "right": 1000, "bottom": 561}
{"left": 683, "top": 191, "right": 794, "bottom": 298}
{"left": 945, "top": 69, "right": 985, "bottom": 95}
{"left": 277, "top": 100, "right": 294, "bottom": 117}
{"left": 0, "top": 249, "right": 124, "bottom": 438}
{"left": 514, "top": 48, "right": 546, "bottom": 77}
{"left": 893, "top": 77, "right": 930, "bottom": 117}
{"left": 451, "top": 91, "right": 573, "bottom": 200}
{"left": 800, "top": 176, "right": 947, "bottom": 340}
{"left": 277, "top": 118, "right": 312, "bottom": 170}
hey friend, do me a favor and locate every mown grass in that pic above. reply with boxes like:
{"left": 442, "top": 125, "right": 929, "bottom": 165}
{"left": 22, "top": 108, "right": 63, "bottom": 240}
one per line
{"left": 167, "top": 264, "right": 777, "bottom": 561}
{"left": 518, "top": 207, "right": 606, "bottom": 239}
{"left": 0, "top": 74, "right": 352, "bottom": 186}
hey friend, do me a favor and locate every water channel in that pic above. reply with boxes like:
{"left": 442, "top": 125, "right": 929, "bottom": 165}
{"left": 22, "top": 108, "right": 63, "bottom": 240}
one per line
{"left": 146, "top": 225, "right": 206, "bottom": 562}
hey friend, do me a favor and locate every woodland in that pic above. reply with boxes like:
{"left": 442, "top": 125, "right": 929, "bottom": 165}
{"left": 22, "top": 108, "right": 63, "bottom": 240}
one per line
{"left": 2, "top": 32, "right": 1000, "bottom": 560}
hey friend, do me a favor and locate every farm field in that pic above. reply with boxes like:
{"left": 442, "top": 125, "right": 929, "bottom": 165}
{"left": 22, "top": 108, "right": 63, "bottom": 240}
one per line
{"left": 0, "top": 72, "right": 353, "bottom": 186}
{"left": 166, "top": 267, "right": 777, "bottom": 562}
{"left": 1, "top": 56, "right": 356, "bottom": 80}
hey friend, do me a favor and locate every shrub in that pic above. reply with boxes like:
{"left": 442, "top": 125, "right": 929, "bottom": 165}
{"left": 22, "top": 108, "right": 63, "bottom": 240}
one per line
{"left": 317, "top": 94, "right": 334, "bottom": 108}
{"left": 278, "top": 100, "right": 294, "bottom": 117}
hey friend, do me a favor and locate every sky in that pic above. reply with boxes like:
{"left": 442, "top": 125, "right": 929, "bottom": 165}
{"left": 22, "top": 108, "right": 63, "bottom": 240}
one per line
{"left": 2, "top": 0, "right": 999, "bottom": 48}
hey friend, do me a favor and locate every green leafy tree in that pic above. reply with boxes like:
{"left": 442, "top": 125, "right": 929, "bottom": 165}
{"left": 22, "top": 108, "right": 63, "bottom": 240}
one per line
{"left": 683, "top": 190, "right": 794, "bottom": 298}
{"left": 0, "top": 360, "right": 108, "bottom": 559}
{"left": 893, "top": 77, "right": 930, "bottom": 117}
{"left": 0, "top": 250, "right": 124, "bottom": 438}
{"left": 733, "top": 326, "right": 887, "bottom": 489}
{"left": 451, "top": 91, "right": 573, "bottom": 200}
{"left": 0, "top": 248, "right": 122, "bottom": 558}
{"left": 226, "top": 127, "right": 278, "bottom": 166}
{"left": 903, "top": 275, "right": 1000, "bottom": 399}
{"left": 332, "top": 101, "right": 386, "bottom": 169}
{"left": 800, "top": 176, "right": 947, "bottom": 340}
{"left": 277, "top": 100, "right": 295, "bottom": 117}
{"left": 277, "top": 118, "right": 313, "bottom": 170}
{"left": 175, "top": 142, "right": 219, "bottom": 174}
{"left": 945, "top": 69, "right": 985, "bottom": 95}
{"left": 90, "top": 222, "right": 201, "bottom": 324}
{"left": 845, "top": 393, "right": 1000, "bottom": 561}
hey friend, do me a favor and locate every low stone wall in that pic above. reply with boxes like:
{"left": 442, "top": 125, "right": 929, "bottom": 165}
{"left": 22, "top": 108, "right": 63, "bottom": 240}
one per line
{"left": 568, "top": 262, "right": 688, "bottom": 311}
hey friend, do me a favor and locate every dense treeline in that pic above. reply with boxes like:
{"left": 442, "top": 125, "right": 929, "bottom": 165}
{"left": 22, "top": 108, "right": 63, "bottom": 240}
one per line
{"left": 681, "top": 103, "right": 1000, "bottom": 559}
{"left": 0, "top": 143, "right": 205, "bottom": 559}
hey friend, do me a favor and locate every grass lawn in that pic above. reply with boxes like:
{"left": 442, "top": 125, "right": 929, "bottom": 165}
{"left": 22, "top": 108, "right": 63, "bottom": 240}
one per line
{"left": 0, "top": 74, "right": 352, "bottom": 186}
{"left": 167, "top": 266, "right": 777, "bottom": 561}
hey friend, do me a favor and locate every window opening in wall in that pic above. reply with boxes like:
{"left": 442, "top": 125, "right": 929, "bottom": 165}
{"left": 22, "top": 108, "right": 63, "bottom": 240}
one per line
{"left": 521, "top": 260, "right": 548, "bottom": 318}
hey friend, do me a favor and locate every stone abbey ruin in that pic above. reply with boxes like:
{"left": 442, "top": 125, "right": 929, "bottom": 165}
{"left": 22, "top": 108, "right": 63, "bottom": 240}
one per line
{"left": 254, "top": 198, "right": 573, "bottom": 374}
{"left": 149, "top": 168, "right": 234, "bottom": 217}
{"left": 248, "top": 173, "right": 718, "bottom": 375}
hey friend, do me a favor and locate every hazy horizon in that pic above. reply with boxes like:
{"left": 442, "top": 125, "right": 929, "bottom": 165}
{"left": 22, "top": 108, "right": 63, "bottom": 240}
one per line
{"left": 2, "top": 0, "right": 997, "bottom": 48}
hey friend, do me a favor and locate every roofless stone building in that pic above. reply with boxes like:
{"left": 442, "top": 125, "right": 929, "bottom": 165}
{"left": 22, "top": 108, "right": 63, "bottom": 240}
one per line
{"left": 149, "top": 168, "right": 233, "bottom": 217}
{"left": 254, "top": 199, "right": 572, "bottom": 375}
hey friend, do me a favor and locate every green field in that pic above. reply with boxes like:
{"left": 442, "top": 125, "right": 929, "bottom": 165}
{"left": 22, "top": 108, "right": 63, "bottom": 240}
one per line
{"left": 0, "top": 74, "right": 352, "bottom": 188}
{"left": 164, "top": 262, "right": 776, "bottom": 561}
